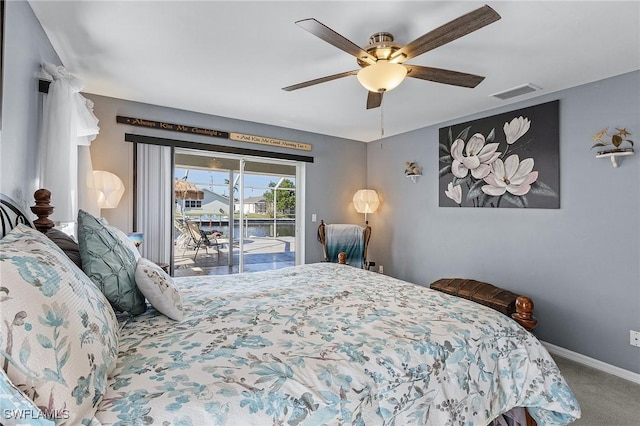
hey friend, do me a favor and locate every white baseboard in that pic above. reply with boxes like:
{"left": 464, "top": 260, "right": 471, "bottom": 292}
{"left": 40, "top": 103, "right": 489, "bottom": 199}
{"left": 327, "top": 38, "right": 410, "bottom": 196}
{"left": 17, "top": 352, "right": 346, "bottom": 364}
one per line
{"left": 542, "top": 341, "right": 640, "bottom": 385}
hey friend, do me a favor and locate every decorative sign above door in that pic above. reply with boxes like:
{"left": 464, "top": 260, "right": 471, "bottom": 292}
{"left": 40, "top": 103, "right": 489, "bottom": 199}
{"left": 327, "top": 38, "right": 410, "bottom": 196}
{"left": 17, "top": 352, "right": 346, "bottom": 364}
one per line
{"left": 116, "top": 116, "right": 228, "bottom": 139}
{"left": 230, "top": 133, "right": 312, "bottom": 151}
{"left": 116, "top": 116, "right": 312, "bottom": 151}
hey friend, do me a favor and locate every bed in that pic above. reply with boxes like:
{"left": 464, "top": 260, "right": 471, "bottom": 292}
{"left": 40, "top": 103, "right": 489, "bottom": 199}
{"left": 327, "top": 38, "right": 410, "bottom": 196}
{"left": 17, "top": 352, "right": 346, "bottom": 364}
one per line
{"left": 0, "top": 190, "right": 580, "bottom": 425}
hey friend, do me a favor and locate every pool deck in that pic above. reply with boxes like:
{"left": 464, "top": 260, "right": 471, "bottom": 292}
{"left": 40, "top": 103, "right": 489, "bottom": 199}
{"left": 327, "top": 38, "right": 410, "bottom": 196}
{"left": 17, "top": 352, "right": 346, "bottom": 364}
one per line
{"left": 173, "top": 236, "right": 295, "bottom": 276}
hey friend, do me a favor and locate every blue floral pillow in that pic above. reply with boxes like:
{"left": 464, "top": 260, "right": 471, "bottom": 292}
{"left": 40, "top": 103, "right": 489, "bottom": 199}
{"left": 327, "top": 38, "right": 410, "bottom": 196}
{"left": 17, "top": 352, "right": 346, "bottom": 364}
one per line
{"left": 77, "top": 210, "right": 146, "bottom": 315}
{"left": 0, "top": 224, "right": 119, "bottom": 425}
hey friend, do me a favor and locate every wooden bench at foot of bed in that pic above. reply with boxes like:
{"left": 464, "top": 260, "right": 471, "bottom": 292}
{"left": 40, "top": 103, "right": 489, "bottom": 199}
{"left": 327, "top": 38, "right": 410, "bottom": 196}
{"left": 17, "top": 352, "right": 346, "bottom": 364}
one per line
{"left": 430, "top": 277, "right": 538, "bottom": 331}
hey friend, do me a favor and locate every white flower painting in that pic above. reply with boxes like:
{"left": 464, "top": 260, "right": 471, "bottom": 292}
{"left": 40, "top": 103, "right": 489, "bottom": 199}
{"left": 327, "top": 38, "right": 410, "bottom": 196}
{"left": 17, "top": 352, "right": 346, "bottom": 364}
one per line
{"left": 445, "top": 182, "right": 463, "bottom": 205}
{"left": 504, "top": 116, "right": 531, "bottom": 145}
{"left": 451, "top": 133, "right": 501, "bottom": 179}
{"left": 481, "top": 155, "right": 539, "bottom": 197}
{"left": 439, "top": 101, "right": 559, "bottom": 208}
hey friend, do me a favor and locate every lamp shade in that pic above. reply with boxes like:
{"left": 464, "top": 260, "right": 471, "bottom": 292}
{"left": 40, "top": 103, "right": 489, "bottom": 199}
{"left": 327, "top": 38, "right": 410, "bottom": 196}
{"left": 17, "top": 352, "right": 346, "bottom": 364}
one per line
{"left": 357, "top": 61, "right": 407, "bottom": 93}
{"left": 353, "top": 189, "right": 380, "bottom": 214}
{"left": 93, "top": 170, "right": 125, "bottom": 209}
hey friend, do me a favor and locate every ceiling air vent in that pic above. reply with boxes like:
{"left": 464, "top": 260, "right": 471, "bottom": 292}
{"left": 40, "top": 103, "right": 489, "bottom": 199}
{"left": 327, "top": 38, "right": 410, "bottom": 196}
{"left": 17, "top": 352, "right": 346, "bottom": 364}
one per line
{"left": 490, "top": 83, "right": 540, "bottom": 100}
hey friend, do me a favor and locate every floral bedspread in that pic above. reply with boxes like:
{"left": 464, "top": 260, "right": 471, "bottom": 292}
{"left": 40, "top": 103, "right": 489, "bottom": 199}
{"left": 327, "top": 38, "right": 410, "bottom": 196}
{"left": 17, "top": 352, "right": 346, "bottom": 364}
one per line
{"left": 95, "top": 263, "right": 580, "bottom": 425}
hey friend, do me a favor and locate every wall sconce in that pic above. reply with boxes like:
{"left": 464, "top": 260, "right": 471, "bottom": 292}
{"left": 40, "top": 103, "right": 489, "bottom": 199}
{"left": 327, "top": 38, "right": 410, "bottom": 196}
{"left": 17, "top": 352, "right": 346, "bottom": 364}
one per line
{"left": 93, "top": 170, "right": 125, "bottom": 209}
{"left": 404, "top": 161, "right": 422, "bottom": 183}
{"left": 353, "top": 189, "right": 380, "bottom": 225}
{"left": 591, "top": 127, "right": 634, "bottom": 168}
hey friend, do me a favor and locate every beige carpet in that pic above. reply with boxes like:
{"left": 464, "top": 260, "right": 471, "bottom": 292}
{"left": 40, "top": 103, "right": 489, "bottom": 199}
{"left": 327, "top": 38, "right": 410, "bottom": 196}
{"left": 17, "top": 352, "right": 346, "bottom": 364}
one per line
{"left": 552, "top": 354, "right": 640, "bottom": 425}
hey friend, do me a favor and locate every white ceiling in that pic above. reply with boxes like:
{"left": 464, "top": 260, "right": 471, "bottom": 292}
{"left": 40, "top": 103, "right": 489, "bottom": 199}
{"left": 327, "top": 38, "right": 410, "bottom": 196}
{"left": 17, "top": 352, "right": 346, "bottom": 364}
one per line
{"left": 28, "top": 1, "right": 640, "bottom": 143}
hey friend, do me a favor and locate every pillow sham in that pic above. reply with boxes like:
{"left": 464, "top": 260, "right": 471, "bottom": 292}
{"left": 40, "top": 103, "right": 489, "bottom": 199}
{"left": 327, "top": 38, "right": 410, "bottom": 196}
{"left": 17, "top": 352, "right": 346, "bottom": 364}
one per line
{"left": 0, "top": 224, "right": 119, "bottom": 425}
{"left": 135, "top": 258, "right": 184, "bottom": 321}
{"left": 77, "top": 210, "right": 146, "bottom": 315}
{"left": 0, "top": 368, "right": 55, "bottom": 426}
{"left": 45, "top": 228, "right": 83, "bottom": 269}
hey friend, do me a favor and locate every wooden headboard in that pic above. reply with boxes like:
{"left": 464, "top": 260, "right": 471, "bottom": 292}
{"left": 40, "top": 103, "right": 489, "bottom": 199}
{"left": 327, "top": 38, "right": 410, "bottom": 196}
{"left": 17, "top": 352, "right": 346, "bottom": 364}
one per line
{"left": 0, "top": 189, "right": 55, "bottom": 238}
{"left": 30, "top": 189, "right": 55, "bottom": 233}
{"left": 1, "top": 194, "right": 33, "bottom": 237}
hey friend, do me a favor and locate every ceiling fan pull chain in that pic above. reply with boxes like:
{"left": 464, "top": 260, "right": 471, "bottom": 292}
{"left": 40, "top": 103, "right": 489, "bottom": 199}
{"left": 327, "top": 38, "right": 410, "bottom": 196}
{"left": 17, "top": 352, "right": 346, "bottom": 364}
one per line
{"left": 380, "top": 100, "right": 385, "bottom": 139}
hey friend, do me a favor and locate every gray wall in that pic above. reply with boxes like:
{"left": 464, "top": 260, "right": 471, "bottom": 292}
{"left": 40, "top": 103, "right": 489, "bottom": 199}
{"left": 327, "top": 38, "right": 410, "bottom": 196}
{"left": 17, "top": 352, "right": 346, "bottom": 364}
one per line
{"left": 85, "top": 94, "right": 367, "bottom": 263}
{"left": 367, "top": 70, "right": 640, "bottom": 373}
{"left": 0, "top": 0, "right": 60, "bottom": 206}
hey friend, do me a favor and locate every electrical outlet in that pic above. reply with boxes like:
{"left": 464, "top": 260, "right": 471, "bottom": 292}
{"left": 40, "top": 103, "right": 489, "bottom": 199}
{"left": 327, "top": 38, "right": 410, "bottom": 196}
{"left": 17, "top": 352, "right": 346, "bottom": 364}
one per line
{"left": 631, "top": 330, "right": 640, "bottom": 348}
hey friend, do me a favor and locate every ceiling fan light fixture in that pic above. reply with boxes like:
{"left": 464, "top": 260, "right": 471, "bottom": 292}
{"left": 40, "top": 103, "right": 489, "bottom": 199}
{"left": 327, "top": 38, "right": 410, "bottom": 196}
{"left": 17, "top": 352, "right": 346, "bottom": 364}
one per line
{"left": 357, "top": 60, "right": 407, "bottom": 93}
{"left": 374, "top": 46, "right": 392, "bottom": 60}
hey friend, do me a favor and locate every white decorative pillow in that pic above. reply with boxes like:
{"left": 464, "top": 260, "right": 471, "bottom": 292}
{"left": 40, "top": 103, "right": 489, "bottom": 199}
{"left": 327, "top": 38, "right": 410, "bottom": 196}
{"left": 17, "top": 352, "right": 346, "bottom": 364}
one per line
{"left": 0, "top": 224, "right": 119, "bottom": 425}
{"left": 135, "top": 258, "right": 184, "bottom": 321}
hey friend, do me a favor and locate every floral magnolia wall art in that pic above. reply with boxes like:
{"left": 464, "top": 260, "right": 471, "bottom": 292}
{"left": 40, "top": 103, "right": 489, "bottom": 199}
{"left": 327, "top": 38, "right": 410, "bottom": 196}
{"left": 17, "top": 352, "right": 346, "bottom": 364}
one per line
{"left": 439, "top": 100, "right": 560, "bottom": 208}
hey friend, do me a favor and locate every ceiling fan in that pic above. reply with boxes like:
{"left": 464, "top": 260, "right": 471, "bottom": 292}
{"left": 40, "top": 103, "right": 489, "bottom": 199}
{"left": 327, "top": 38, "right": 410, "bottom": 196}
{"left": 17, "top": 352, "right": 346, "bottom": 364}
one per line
{"left": 282, "top": 4, "right": 501, "bottom": 109}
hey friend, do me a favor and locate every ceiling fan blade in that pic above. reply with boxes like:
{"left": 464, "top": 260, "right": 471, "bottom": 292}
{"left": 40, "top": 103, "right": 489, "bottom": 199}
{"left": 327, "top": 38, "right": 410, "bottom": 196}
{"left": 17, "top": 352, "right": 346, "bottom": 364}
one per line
{"left": 282, "top": 70, "right": 359, "bottom": 91}
{"left": 405, "top": 65, "right": 485, "bottom": 88}
{"left": 366, "top": 91, "right": 383, "bottom": 109}
{"left": 295, "top": 18, "right": 376, "bottom": 64}
{"left": 390, "top": 5, "right": 500, "bottom": 62}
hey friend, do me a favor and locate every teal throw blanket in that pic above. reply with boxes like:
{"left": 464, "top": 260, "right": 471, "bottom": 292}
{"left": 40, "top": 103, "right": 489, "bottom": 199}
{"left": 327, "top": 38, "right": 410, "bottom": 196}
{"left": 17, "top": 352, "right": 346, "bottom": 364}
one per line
{"left": 325, "top": 224, "right": 365, "bottom": 268}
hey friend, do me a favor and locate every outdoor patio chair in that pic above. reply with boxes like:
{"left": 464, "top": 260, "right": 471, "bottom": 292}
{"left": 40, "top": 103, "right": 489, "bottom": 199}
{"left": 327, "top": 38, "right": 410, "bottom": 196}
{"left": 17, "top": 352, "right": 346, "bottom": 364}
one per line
{"left": 174, "top": 218, "right": 192, "bottom": 250}
{"left": 185, "top": 220, "right": 223, "bottom": 261}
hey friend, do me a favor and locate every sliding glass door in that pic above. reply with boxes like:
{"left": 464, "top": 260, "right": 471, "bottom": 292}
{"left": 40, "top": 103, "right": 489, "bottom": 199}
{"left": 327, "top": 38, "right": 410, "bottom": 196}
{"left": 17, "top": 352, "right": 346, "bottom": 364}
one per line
{"left": 172, "top": 149, "right": 303, "bottom": 276}
{"left": 237, "top": 159, "right": 299, "bottom": 273}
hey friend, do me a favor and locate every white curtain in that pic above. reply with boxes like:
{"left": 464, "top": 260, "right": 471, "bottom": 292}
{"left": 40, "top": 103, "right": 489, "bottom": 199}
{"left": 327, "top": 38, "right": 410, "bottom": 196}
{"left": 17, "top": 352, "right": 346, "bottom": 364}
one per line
{"left": 136, "top": 143, "right": 172, "bottom": 264}
{"left": 39, "top": 62, "right": 100, "bottom": 223}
